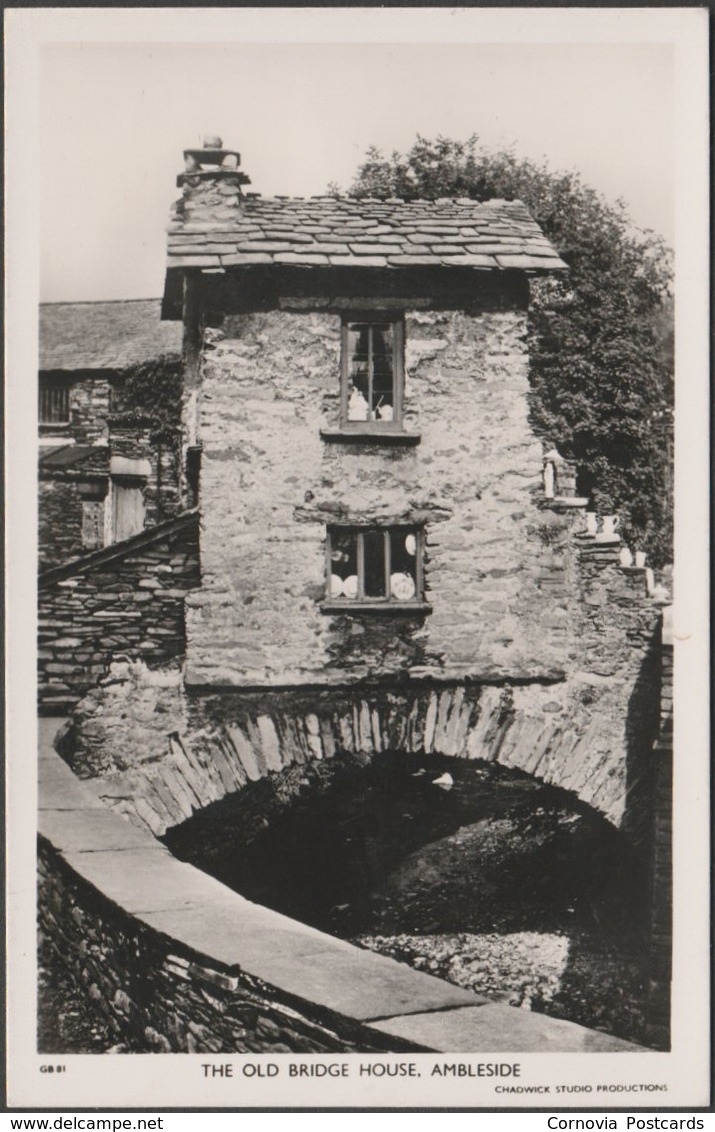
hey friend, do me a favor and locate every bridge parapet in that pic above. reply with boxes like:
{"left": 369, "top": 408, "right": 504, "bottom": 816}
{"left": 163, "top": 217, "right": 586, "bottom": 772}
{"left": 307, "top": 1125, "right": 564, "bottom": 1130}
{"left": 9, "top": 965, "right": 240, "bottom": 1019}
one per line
{"left": 39, "top": 724, "right": 644, "bottom": 1055}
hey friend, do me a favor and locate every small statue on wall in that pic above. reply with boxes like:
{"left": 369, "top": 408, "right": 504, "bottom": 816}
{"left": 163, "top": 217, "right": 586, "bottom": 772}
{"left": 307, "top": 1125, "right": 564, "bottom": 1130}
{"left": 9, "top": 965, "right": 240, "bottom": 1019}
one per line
{"left": 543, "top": 447, "right": 564, "bottom": 499}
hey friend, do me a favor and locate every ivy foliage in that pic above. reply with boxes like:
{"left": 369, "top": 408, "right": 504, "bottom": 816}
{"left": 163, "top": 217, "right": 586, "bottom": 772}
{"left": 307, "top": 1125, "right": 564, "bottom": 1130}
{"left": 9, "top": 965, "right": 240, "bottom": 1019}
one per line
{"left": 348, "top": 137, "right": 674, "bottom": 565}
{"left": 120, "top": 356, "right": 183, "bottom": 444}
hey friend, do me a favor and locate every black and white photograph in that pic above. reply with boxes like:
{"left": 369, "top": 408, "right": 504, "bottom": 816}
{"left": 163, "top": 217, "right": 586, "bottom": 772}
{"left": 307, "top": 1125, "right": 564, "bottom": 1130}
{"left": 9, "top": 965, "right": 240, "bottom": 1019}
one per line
{"left": 5, "top": 6, "right": 710, "bottom": 1111}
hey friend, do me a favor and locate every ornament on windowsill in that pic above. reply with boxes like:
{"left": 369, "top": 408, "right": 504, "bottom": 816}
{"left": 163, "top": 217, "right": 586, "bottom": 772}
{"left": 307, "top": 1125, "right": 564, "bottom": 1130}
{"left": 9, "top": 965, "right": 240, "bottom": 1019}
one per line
{"left": 348, "top": 388, "right": 369, "bottom": 421}
{"left": 391, "top": 572, "right": 416, "bottom": 601}
{"left": 343, "top": 575, "right": 359, "bottom": 599}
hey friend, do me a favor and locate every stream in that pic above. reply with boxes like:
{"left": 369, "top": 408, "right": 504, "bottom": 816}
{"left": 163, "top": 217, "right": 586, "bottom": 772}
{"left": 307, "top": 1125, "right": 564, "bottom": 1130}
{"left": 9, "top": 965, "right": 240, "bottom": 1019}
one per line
{"left": 164, "top": 751, "right": 651, "bottom": 1046}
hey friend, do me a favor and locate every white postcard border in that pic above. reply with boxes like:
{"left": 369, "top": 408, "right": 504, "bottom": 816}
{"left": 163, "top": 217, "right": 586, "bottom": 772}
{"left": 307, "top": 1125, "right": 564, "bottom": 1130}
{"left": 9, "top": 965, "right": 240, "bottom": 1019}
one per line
{"left": 5, "top": 6, "right": 710, "bottom": 1110}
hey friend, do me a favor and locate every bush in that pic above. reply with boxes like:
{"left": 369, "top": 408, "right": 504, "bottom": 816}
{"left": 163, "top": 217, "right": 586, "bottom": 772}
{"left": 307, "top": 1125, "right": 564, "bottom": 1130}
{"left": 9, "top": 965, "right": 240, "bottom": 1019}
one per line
{"left": 348, "top": 137, "right": 674, "bottom": 565}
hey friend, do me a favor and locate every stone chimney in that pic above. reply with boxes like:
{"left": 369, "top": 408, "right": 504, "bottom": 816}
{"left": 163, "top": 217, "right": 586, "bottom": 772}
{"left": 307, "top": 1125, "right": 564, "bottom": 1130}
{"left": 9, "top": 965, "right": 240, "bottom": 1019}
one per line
{"left": 173, "top": 136, "right": 251, "bottom": 226}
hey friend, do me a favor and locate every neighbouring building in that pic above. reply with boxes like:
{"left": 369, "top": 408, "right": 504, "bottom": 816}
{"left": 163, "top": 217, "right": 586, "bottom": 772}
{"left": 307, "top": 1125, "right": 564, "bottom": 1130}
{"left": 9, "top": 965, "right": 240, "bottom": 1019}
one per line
{"left": 38, "top": 299, "right": 184, "bottom": 570}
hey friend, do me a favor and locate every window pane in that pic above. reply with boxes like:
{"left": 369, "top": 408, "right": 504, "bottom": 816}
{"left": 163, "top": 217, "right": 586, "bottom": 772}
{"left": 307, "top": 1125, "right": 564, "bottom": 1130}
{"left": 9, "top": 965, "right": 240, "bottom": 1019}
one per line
{"left": 347, "top": 323, "right": 371, "bottom": 421}
{"left": 40, "top": 383, "right": 70, "bottom": 424}
{"left": 389, "top": 528, "right": 418, "bottom": 601}
{"left": 371, "top": 324, "right": 394, "bottom": 419}
{"left": 363, "top": 530, "right": 387, "bottom": 598}
{"left": 330, "top": 530, "right": 358, "bottom": 599}
{"left": 345, "top": 321, "right": 396, "bottom": 423}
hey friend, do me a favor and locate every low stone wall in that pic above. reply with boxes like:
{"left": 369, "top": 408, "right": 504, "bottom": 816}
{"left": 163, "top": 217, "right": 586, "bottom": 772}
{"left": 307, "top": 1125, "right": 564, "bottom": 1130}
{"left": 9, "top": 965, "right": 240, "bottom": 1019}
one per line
{"left": 38, "top": 511, "right": 199, "bottom": 713}
{"left": 38, "top": 839, "right": 389, "bottom": 1054}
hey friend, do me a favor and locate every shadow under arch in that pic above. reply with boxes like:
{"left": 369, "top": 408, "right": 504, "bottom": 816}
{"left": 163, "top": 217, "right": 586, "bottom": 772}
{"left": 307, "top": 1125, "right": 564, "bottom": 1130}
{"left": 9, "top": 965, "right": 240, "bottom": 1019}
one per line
{"left": 162, "top": 745, "right": 651, "bottom": 1047}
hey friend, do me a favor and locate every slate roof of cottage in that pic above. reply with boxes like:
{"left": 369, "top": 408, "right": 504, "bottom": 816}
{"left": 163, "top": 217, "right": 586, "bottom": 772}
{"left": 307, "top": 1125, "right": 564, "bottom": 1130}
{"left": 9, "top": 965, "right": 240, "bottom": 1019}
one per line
{"left": 39, "top": 444, "right": 105, "bottom": 469}
{"left": 166, "top": 196, "right": 568, "bottom": 274}
{"left": 40, "top": 299, "right": 183, "bottom": 372}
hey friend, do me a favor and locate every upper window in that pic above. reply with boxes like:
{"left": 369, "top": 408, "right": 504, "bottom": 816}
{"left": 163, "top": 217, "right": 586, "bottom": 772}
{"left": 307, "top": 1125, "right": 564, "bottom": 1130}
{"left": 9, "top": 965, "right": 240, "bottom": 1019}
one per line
{"left": 323, "top": 525, "right": 430, "bottom": 612}
{"left": 341, "top": 316, "right": 404, "bottom": 430}
{"left": 39, "top": 381, "right": 70, "bottom": 425}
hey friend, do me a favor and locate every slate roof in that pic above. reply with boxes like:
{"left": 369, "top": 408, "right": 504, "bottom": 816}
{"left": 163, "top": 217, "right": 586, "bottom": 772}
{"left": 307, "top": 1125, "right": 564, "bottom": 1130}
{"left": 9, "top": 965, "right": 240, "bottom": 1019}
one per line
{"left": 166, "top": 197, "right": 567, "bottom": 274}
{"left": 40, "top": 299, "right": 183, "bottom": 372}
{"left": 39, "top": 445, "right": 103, "bottom": 469}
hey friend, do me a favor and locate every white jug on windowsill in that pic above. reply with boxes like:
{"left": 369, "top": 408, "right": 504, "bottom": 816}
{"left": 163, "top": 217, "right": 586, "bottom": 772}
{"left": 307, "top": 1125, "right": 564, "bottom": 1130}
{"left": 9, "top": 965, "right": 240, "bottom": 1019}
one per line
{"left": 348, "top": 389, "right": 369, "bottom": 421}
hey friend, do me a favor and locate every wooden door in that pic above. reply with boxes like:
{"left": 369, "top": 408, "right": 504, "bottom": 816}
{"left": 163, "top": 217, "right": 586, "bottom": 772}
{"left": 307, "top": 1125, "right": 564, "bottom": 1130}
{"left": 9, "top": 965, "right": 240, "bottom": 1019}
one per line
{"left": 111, "top": 479, "right": 145, "bottom": 543}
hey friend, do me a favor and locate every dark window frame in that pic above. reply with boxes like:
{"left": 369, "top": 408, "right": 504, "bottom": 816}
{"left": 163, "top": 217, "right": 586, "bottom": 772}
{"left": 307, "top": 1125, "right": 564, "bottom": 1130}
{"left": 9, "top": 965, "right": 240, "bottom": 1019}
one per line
{"left": 39, "top": 380, "right": 71, "bottom": 426}
{"left": 322, "top": 523, "right": 431, "bottom": 614}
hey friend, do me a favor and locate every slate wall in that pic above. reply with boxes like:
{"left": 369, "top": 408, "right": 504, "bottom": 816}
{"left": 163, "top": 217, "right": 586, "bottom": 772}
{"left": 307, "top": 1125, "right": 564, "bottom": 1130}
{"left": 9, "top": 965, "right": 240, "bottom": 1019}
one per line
{"left": 38, "top": 513, "right": 199, "bottom": 713}
{"left": 38, "top": 838, "right": 386, "bottom": 1054}
{"left": 38, "top": 480, "right": 87, "bottom": 572}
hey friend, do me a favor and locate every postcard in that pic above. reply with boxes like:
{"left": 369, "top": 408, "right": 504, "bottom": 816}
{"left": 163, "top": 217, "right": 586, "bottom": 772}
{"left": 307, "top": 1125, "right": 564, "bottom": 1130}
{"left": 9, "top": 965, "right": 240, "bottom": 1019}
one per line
{"left": 5, "top": 6, "right": 710, "bottom": 1111}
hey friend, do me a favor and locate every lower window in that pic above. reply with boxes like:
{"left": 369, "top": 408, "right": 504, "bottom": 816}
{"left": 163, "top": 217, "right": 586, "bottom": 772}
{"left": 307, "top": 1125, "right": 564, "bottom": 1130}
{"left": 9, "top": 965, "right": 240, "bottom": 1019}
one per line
{"left": 326, "top": 525, "right": 426, "bottom": 606}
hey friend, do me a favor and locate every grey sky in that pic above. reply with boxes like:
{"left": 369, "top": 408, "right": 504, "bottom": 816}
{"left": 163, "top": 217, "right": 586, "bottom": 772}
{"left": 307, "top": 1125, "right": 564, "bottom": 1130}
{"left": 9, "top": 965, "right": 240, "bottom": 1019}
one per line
{"left": 40, "top": 40, "right": 674, "bottom": 302}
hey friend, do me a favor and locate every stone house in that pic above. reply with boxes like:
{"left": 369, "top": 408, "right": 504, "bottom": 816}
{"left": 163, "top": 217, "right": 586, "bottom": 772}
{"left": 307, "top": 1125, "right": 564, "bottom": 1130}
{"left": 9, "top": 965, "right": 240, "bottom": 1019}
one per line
{"left": 151, "top": 140, "right": 667, "bottom": 846}
{"left": 38, "top": 299, "right": 183, "bottom": 570}
{"left": 161, "top": 139, "right": 577, "bottom": 692}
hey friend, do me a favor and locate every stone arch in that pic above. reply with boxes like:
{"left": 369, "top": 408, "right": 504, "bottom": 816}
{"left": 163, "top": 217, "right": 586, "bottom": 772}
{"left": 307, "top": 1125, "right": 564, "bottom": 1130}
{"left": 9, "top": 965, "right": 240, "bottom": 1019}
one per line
{"left": 71, "top": 665, "right": 634, "bottom": 837}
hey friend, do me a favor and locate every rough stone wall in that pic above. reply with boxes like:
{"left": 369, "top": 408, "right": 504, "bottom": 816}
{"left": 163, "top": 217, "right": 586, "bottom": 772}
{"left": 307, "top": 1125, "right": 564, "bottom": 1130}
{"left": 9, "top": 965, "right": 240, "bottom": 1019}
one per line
{"left": 70, "top": 376, "right": 112, "bottom": 443}
{"left": 39, "top": 372, "right": 112, "bottom": 445}
{"left": 187, "top": 300, "right": 583, "bottom": 687}
{"left": 38, "top": 443, "right": 111, "bottom": 570}
{"left": 38, "top": 480, "right": 85, "bottom": 572}
{"left": 38, "top": 514, "right": 199, "bottom": 713}
{"left": 38, "top": 838, "right": 388, "bottom": 1054}
{"left": 646, "top": 619, "right": 672, "bottom": 1050}
{"left": 38, "top": 424, "right": 183, "bottom": 573}
{"left": 566, "top": 540, "right": 663, "bottom": 847}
